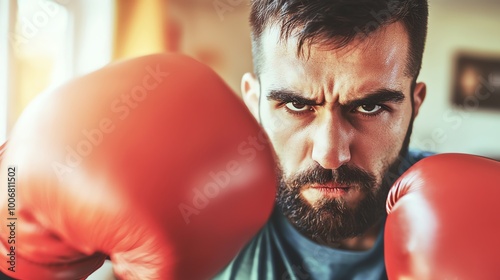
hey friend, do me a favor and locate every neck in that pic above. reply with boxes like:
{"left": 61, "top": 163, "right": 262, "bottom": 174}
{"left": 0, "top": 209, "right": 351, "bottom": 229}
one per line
{"left": 338, "top": 220, "right": 383, "bottom": 251}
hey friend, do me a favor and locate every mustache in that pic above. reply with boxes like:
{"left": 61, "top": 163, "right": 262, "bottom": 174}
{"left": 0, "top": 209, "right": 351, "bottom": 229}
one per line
{"left": 285, "top": 164, "right": 377, "bottom": 190}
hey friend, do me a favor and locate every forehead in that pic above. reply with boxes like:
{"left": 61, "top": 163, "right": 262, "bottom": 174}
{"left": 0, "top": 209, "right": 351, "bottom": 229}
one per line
{"left": 259, "top": 22, "right": 412, "bottom": 99}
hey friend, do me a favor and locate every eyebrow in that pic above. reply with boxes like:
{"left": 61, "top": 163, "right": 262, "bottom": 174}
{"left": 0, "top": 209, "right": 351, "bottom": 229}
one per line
{"left": 267, "top": 89, "right": 319, "bottom": 105}
{"left": 344, "top": 89, "right": 406, "bottom": 108}
{"left": 266, "top": 88, "right": 405, "bottom": 107}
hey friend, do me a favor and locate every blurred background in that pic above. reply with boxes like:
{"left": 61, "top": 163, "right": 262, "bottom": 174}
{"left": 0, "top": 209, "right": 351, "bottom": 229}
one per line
{"left": 0, "top": 0, "right": 499, "bottom": 159}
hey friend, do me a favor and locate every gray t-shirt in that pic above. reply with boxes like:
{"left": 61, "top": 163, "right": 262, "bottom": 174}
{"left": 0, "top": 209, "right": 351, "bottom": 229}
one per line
{"left": 214, "top": 150, "right": 432, "bottom": 280}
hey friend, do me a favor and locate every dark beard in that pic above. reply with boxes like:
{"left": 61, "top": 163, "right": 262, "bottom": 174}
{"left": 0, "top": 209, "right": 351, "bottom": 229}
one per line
{"left": 276, "top": 121, "right": 413, "bottom": 247}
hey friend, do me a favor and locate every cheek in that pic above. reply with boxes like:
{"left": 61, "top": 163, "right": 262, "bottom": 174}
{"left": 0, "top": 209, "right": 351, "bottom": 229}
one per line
{"left": 260, "top": 105, "right": 308, "bottom": 175}
{"left": 352, "top": 109, "right": 411, "bottom": 178}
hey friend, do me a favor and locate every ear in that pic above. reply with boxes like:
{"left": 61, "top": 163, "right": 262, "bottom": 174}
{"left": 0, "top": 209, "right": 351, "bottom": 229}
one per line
{"left": 412, "top": 82, "right": 426, "bottom": 118}
{"left": 241, "top": 72, "right": 261, "bottom": 122}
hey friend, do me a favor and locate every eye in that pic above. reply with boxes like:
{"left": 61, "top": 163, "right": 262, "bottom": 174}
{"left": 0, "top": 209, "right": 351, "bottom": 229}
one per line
{"left": 355, "top": 104, "right": 383, "bottom": 115}
{"left": 285, "top": 102, "right": 312, "bottom": 112}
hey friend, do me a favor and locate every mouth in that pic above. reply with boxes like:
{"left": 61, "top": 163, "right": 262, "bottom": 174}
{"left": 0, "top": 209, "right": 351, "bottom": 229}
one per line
{"left": 309, "top": 182, "right": 352, "bottom": 198}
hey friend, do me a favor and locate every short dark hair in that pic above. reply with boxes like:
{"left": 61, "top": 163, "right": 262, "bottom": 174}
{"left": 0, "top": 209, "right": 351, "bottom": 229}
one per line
{"left": 249, "top": 0, "right": 428, "bottom": 78}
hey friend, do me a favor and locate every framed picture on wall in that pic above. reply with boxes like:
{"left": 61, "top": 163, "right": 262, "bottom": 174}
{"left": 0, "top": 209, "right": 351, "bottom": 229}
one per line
{"left": 452, "top": 52, "right": 500, "bottom": 110}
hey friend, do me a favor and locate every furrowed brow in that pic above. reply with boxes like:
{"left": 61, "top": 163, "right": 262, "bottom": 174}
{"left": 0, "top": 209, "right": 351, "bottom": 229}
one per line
{"left": 343, "top": 89, "right": 405, "bottom": 108}
{"left": 266, "top": 89, "right": 320, "bottom": 106}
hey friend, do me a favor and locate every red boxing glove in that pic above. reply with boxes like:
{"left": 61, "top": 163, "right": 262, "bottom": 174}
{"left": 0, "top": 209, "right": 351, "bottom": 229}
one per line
{"left": 0, "top": 54, "right": 276, "bottom": 279}
{"left": 385, "top": 153, "right": 500, "bottom": 279}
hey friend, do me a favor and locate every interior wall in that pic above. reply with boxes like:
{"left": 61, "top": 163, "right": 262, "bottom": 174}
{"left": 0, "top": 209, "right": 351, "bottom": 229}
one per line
{"left": 412, "top": 0, "right": 500, "bottom": 159}
{"left": 113, "top": 0, "right": 167, "bottom": 60}
{"left": 167, "top": 0, "right": 253, "bottom": 94}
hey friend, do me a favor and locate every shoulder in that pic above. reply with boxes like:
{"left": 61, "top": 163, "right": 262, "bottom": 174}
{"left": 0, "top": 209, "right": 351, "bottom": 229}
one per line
{"left": 398, "top": 149, "right": 435, "bottom": 175}
{"left": 213, "top": 221, "right": 278, "bottom": 280}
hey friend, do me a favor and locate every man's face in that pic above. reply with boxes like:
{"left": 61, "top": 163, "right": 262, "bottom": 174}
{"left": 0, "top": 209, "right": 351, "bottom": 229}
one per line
{"left": 242, "top": 22, "right": 426, "bottom": 245}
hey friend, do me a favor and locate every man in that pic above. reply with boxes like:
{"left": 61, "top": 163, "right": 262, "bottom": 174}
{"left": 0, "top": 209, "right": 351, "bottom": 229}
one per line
{"left": 215, "top": 0, "right": 431, "bottom": 279}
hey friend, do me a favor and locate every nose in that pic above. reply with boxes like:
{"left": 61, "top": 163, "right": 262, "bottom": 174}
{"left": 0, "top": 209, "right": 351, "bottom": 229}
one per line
{"left": 311, "top": 114, "right": 351, "bottom": 170}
